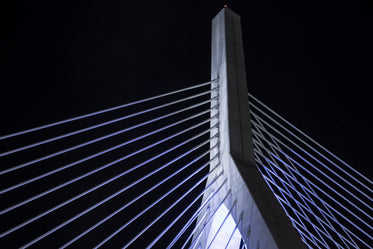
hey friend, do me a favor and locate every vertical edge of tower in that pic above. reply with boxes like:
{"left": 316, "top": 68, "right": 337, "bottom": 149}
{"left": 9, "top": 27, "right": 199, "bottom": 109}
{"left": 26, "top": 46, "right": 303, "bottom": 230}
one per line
{"left": 205, "top": 7, "right": 308, "bottom": 249}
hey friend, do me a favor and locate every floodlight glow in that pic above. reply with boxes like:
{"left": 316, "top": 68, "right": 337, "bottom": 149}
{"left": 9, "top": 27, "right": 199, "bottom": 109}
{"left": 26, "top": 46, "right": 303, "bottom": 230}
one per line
{"left": 206, "top": 203, "right": 242, "bottom": 249}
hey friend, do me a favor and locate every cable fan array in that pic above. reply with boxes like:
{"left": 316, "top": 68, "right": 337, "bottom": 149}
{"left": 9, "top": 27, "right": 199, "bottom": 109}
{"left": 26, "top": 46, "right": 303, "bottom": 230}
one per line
{"left": 0, "top": 80, "right": 226, "bottom": 248}
{"left": 1, "top": 79, "right": 371, "bottom": 249}
{"left": 248, "top": 93, "right": 372, "bottom": 249}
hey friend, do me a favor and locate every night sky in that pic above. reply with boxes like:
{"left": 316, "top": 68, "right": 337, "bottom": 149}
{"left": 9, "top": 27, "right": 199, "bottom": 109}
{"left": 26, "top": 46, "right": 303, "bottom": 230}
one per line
{"left": 2, "top": 0, "right": 372, "bottom": 186}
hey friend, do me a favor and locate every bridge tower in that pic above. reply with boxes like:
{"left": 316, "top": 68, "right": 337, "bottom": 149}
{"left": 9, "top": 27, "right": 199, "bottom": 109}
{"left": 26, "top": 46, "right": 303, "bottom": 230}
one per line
{"left": 194, "top": 8, "right": 308, "bottom": 249}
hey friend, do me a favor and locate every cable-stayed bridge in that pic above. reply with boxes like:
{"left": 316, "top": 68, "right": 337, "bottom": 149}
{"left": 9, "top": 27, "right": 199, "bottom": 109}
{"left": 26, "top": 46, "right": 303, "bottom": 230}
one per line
{"left": 1, "top": 8, "right": 372, "bottom": 249}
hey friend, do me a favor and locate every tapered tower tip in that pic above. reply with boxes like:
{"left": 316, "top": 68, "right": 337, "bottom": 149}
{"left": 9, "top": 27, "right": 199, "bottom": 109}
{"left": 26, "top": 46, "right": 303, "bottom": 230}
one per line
{"left": 224, "top": 4, "right": 228, "bottom": 8}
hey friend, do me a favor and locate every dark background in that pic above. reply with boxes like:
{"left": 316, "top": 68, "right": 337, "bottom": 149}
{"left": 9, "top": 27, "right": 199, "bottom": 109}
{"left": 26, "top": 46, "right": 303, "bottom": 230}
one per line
{"left": 1, "top": 1, "right": 372, "bottom": 178}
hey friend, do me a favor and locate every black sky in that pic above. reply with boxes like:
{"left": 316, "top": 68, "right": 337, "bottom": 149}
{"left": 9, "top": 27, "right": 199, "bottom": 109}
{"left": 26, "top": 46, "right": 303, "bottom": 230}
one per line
{"left": 1, "top": 0, "right": 372, "bottom": 178}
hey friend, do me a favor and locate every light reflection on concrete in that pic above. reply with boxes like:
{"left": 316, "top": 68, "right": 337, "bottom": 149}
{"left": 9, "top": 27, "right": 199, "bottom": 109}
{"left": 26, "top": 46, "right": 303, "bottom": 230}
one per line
{"left": 206, "top": 204, "right": 242, "bottom": 249}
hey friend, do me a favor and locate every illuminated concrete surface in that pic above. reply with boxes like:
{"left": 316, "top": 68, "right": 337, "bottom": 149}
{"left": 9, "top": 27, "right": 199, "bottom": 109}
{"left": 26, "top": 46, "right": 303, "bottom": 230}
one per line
{"left": 194, "top": 8, "right": 307, "bottom": 249}
{"left": 205, "top": 204, "right": 242, "bottom": 249}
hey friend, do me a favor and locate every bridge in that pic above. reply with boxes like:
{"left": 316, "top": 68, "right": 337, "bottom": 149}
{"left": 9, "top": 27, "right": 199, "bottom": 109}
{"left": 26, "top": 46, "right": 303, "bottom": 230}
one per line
{"left": 1, "top": 8, "right": 371, "bottom": 249}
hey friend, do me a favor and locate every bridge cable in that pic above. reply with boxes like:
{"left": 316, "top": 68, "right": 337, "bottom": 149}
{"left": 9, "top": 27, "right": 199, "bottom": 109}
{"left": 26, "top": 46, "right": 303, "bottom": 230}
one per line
{"left": 94, "top": 155, "right": 221, "bottom": 249}
{"left": 251, "top": 118, "right": 372, "bottom": 220}
{"left": 258, "top": 166, "right": 366, "bottom": 248}
{"left": 224, "top": 216, "right": 242, "bottom": 249}
{"left": 248, "top": 93, "right": 372, "bottom": 188}
{"left": 165, "top": 177, "right": 225, "bottom": 249}
{"left": 254, "top": 151, "right": 364, "bottom": 248}
{"left": 251, "top": 127, "right": 371, "bottom": 247}
{"left": 186, "top": 189, "right": 232, "bottom": 249}
{"left": 0, "top": 87, "right": 217, "bottom": 159}
{"left": 251, "top": 127, "right": 372, "bottom": 239}
{"left": 141, "top": 166, "right": 223, "bottom": 249}
{"left": 1, "top": 120, "right": 217, "bottom": 237}
{"left": 206, "top": 200, "right": 237, "bottom": 249}
{"left": 250, "top": 111, "right": 372, "bottom": 207}
{"left": 145, "top": 159, "right": 222, "bottom": 248}
{"left": 59, "top": 139, "right": 219, "bottom": 249}
{"left": 1, "top": 101, "right": 217, "bottom": 193}
{"left": 0, "top": 79, "right": 217, "bottom": 140}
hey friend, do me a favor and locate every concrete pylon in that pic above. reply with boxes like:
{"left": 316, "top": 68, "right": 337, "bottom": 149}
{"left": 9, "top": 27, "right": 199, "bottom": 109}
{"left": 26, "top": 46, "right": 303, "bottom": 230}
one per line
{"left": 193, "top": 8, "right": 308, "bottom": 249}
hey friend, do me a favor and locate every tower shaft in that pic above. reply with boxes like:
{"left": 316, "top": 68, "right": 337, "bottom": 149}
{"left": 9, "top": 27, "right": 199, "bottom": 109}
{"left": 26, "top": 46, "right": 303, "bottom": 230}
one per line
{"left": 195, "top": 8, "right": 308, "bottom": 249}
